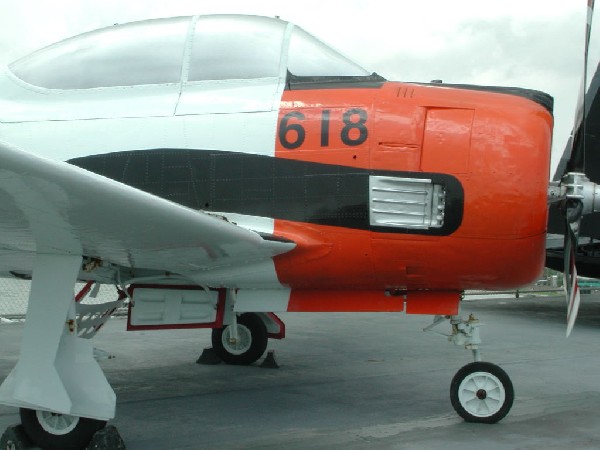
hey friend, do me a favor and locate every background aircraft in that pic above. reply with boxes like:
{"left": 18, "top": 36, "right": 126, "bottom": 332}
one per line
{"left": 546, "top": 1, "right": 600, "bottom": 328}
{"left": 0, "top": 9, "right": 595, "bottom": 450}
{"left": 547, "top": 57, "right": 600, "bottom": 276}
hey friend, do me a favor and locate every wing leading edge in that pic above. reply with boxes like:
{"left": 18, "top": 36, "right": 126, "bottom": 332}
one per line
{"left": 0, "top": 141, "right": 295, "bottom": 281}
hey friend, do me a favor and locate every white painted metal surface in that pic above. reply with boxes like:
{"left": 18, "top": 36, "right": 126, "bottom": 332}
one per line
{"left": 214, "top": 213, "right": 275, "bottom": 235}
{"left": 130, "top": 288, "right": 218, "bottom": 326}
{"left": 76, "top": 299, "right": 124, "bottom": 339}
{"left": 189, "top": 260, "right": 288, "bottom": 290}
{"left": 0, "top": 254, "right": 116, "bottom": 420}
{"left": 176, "top": 78, "right": 281, "bottom": 115}
{"left": 180, "top": 112, "right": 279, "bottom": 157}
{"left": 234, "top": 289, "right": 291, "bottom": 312}
{"left": 0, "top": 140, "right": 294, "bottom": 279}
{"left": 37, "top": 410, "right": 79, "bottom": 435}
{"left": 457, "top": 371, "right": 506, "bottom": 418}
{"left": 0, "top": 70, "right": 182, "bottom": 122}
{"left": 220, "top": 324, "right": 252, "bottom": 355}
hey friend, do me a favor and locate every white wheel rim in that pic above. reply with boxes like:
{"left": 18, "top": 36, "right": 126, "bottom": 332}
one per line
{"left": 457, "top": 371, "right": 506, "bottom": 418}
{"left": 36, "top": 410, "right": 80, "bottom": 435}
{"left": 221, "top": 324, "right": 252, "bottom": 355}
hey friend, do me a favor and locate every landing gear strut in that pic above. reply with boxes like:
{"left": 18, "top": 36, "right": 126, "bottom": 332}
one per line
{"left": 0, "top": 254, "right": 117, "bottom": 449}
{"left": 425, "top": 313, "right": 514, "bottom": 423}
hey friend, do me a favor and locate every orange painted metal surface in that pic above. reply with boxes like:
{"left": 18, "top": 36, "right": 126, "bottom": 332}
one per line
{"left": 405, "top": 290, "right": 461, "bottom": 315}
{"left": 287, "top": 289, "right": 403, "bottom": 313}
{"left": 274, "top": 81, "right": 552, "bottom": 314}
{"left": 286, "top": 289, "right": 459, "bottom": 315}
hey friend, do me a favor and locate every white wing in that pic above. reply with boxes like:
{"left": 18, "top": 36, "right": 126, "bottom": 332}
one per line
{"left": 0, "top": 140, "right": 294, "bottom": 278}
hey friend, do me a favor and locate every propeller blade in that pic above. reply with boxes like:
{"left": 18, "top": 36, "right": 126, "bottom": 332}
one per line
{"left": 563, "top": 198, "right": 583, "bottom": 336}
{"left": 565, "top": 0, "right": 595, "bottom": 174}
{"left": 587, "top": 1, "right": 595, "bottom": 65}
{"left": 565, "top": 222, "right": 581, "bottom": 337}
{"left": 566, "top": 270, "right": 581, "bottom": 337}
{"left": 559, "top": 1, "right": 596, "bottom": 336}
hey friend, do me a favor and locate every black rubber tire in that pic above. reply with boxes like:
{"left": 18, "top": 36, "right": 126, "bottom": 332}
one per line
{"left": 450, "top": 361, "right": 514, "bottom": 424}
{"left": 212, "top": 313, "right": 268, "bottom": 365}
{"left": 20, "top": 408, "right": 106, "bottom": 450}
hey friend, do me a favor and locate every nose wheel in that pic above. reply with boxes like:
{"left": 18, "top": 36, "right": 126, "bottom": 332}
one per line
{"left": 425, "top": 314, "right": 514, "bottom": 423}
{"left": 450, "top": 361, "right": 514, "bottom": 423}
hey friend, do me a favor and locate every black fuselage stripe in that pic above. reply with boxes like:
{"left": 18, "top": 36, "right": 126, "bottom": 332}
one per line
{"left": 68, "top": 149, "right": 463, "bottom": 235}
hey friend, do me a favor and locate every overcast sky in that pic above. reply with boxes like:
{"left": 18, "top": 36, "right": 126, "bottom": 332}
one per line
{"left": 0, "top": 0, "right": 590, "bottom": 175}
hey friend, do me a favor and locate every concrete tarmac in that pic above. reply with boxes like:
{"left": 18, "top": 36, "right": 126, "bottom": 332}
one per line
{"left": 1, "top": 294, "right": 600, "bottom": 449}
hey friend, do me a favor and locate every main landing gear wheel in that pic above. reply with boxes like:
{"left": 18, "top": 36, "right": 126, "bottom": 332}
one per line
{"left": 212, "top": 313, "right": 268, "bottom": 365}
{"left": 20, "top": 408, "right": 106, "bottom": 450}
{"left": 450, "top": 361, "right": 514, "bottom": 424}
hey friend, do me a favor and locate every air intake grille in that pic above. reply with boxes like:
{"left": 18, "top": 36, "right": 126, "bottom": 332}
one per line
{"left": 369, "top": 176, "right": 445, "bottom": 229}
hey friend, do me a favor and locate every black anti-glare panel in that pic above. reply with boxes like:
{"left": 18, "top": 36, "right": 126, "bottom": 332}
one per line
{"left": 69, "top": 149, "right": 463, "bottom": 236}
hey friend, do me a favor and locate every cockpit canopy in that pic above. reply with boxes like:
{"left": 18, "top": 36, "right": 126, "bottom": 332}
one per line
{"left": 9, "top": 15, "right": 371, "bottom": 90}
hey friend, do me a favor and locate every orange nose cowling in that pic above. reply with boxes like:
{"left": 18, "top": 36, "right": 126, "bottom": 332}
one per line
{"left": 274, "top": 83, "right": 552, "bottom": 292}
{"left": 371, "top": 84, "right": 553, "bottom": 291}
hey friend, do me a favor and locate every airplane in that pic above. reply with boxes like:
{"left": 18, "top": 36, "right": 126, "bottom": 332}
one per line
{"left": 0, "top": 13, "right": 596, "bottom": 450}
{"left": 546, "top": 53, "right": 600, "bottom": 277}
{"left": 546, "top": 0, "right": 600, "bottom": 317}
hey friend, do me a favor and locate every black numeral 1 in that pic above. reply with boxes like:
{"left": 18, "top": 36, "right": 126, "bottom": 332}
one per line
{"left": 320, "top": 109, "right": 330, "bottom": 147}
